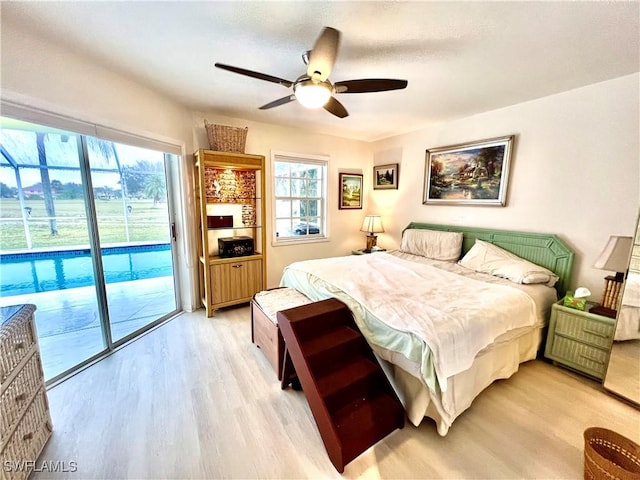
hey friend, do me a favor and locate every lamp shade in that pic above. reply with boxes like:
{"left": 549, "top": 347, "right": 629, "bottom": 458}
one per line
{"left": 593, "top": 235, "right": 633, "bottom": 273}
{"left": 360, "top": 215, "right": 384, "bottom": 234}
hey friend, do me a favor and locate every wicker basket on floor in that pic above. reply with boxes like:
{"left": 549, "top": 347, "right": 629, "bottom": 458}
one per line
{"left": 584, "top": 427, "right": 640, "bottom": 480}
{"left": 204, "top": 121, "right": 248, "bottom": 153}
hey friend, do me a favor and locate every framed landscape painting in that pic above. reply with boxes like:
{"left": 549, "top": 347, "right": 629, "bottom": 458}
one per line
{"left": 423, "top": 135, "right": 514, "bottom": 206}
{"left": 339, "top": 173, "right": 363, "bottom": 209}
{"left": 373, "top": 163, "right": 399, "bottom": 190}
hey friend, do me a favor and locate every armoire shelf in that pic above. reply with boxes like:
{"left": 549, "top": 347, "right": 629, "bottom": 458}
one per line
{"left": 208, "top": 226, "right": 263, "bottom": 231}
{"left": 194, "top": 149, "right": 266, "bottom": 316}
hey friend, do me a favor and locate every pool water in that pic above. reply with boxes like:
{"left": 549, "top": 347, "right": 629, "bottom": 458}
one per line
{"left": 0, "top": 244, "right": 173, "bottom": 297}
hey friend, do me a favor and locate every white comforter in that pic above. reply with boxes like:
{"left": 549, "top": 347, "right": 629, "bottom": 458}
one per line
{"left": 281, "top": 252, "right": 539, "bottom": 393}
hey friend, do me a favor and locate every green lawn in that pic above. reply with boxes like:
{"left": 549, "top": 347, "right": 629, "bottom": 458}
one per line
{"left": 0, "top": 198, "right": 170, "bottom": 251}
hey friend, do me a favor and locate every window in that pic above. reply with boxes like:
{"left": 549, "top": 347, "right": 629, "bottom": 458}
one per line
{"left": 272, "top": 152, "right": 328, "bottom": 244}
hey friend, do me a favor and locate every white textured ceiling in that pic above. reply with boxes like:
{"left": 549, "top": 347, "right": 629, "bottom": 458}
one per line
{"left": 2, "top": 1, "right": 639, "bottom": 141}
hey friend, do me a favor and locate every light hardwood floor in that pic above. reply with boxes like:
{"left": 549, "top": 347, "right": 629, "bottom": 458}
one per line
{"left": 33, "top": 306, "right": 640, "bottom": 479}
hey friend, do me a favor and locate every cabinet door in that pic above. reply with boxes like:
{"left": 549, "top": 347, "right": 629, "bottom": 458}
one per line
{"left": 210, "top": 259, "right": 263, "bottom": 305}
{"left": 210, "top": 262, "right": 234, "bottom": 305}
{"left": 231, "top": 260, "right": 262, "bottom": 299}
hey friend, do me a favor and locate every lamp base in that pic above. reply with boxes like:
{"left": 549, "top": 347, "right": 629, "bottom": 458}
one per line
{"left": 365, "top": 234, "right": 378, "bottom": 252}
{"left": 600, "top": 275, "right": 624, "bottom": 310}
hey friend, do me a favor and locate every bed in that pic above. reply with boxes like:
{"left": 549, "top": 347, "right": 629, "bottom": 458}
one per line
{"left": 280, "top": 223, "right": 574, "bottom": 435}
{"left": 614, "top": 271, "right": 640, "bottom": 341}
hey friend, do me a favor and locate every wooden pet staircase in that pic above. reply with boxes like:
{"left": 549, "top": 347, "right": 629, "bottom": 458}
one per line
{"left": 277, "top": 298, "right": 404, "bottom": 473}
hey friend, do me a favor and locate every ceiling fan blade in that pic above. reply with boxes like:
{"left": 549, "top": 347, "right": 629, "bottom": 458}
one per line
{"left": 215, "top": 63, "right": 293, "bottom": 88}
{"left": 259, "top": 95, "right": 296, "bottom": 110}
{"left": 334, "top": 79, "right": 408, "bottom": 94}
{"left": 323, "top": 96, "right": 349, "bottom": 118}
{"left": 307, "top": 27, "right": 340, "bottom": 82}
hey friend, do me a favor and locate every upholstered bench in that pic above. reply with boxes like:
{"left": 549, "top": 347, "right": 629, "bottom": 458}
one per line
{"left": 251, "top": 288, "right": 313, "bottom": 379}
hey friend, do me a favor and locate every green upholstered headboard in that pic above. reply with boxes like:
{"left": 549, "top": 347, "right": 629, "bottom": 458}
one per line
{"left": 403, "top": 223, "right": 575, "bottom": 298}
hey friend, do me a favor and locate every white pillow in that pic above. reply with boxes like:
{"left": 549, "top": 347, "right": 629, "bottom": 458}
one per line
{"left": 400, "top": 229, "right": 463, "bottom": 262}
{"left": 458, "top": 239, "right": 559, "bottom": 287}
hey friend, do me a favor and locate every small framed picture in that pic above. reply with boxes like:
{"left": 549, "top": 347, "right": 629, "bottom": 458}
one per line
{"left": 373, "top": 163, "right": 399, "bottom": 190}
{"left": 339, "top": 173, "right": 363, "bottom": 209}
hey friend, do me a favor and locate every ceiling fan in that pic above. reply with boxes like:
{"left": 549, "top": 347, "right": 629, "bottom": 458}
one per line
{"left": 214, "top": 27, "right": 408, "bottom": 118}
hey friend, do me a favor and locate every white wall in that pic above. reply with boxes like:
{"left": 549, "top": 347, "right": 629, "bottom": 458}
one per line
{"left": 368, "top": 74, "right": 640, "bottom": 301}
{"left": 191, "top": 112, "right": 371, "bottom": 288}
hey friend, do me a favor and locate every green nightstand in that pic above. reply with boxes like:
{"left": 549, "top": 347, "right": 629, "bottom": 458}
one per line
{"left": 544, "top": 299, "right": 616, "bottom": 380}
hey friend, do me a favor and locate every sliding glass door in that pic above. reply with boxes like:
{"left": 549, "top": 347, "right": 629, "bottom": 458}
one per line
{"left": 0, "top": 117, "right": 180, "bottom": 381}
{"left": 86, "top": 140, "right": 177, "bottom": 343}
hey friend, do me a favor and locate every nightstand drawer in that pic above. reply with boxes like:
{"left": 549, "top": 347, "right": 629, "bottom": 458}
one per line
{"left": 0, "top": 311, "right": 37, "bottom": 383}
{"left": 548, "top": 336, "right": 609, "bottom": 378}
{"left": 1, "top": 352, "right": 43, "bottom": 438}
{"left": 553, "top": 308, "right": 615, "bottom": 348}
{"left": 2, "top": 387, "right": 53, "bottom": 480}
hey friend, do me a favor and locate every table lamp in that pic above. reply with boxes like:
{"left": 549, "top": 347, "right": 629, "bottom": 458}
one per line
{"left": 589, "top": 235, "right": 633, "bottom": 318}
{"left": 360, "top": 215, "right": 384, "bottom": 252}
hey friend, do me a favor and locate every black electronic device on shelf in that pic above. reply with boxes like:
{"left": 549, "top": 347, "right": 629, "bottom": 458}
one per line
{"left": 218, "top": 236, "right": 254, "bottom": 258}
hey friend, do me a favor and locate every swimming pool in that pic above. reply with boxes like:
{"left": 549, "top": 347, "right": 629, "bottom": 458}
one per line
{"left": 0, "top": 243, "right": 173, "bottom": 297}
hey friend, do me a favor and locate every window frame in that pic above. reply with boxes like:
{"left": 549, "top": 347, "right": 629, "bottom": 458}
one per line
{"left": 271, "top": 151, "right": 329, "bottom": 246}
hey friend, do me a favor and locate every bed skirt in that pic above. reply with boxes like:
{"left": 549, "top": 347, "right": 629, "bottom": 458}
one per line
{"left": 376, "top": 325, "right": 544, "bottom": 436}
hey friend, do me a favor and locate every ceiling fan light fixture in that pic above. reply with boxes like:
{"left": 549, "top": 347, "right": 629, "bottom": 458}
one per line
{"left": 294, "top": 80, "right": 332, "bottom": 109}
{"left": 215, "top": 27, "right": 407, "bottom": 118}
